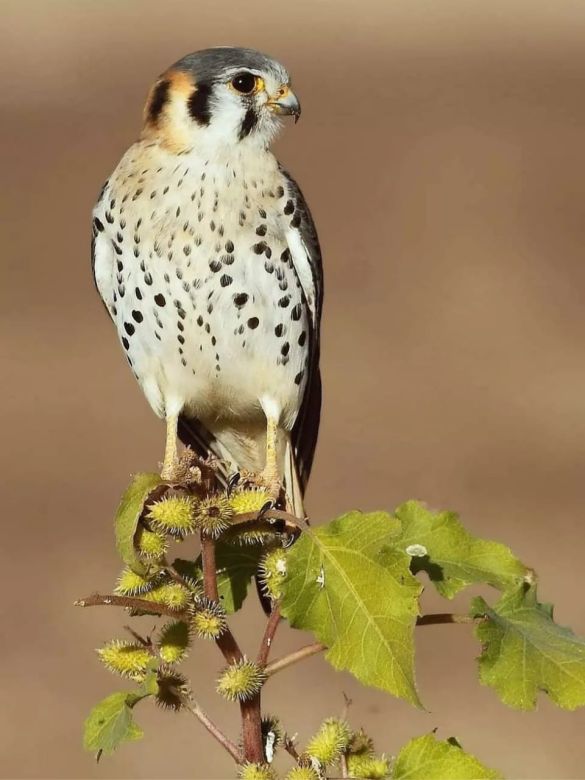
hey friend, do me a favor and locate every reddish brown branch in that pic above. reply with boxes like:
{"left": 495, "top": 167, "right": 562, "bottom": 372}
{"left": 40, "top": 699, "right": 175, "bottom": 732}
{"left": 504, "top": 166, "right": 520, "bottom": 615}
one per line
{"left": 264, "top": 614, "right": 477, "bottom": 678}
{"left": 74, "top": 593, "right": 189, "bottom": 620}
{"left": 201, "top": 534, "right": 243, "bottom": 664}
{"left": 283, "top": 735, "right": 301, "bottom": 763}
{"left": 200, "top": 532, "right": 263, "bottom": 764}
{"left": 222, "top": 509, "right": 302, "bottom": 547}
{"left": 239, "top": 692, "right": 264, "bottom": 764}
{"left": 265, "top": 642, "right": 327, "bottom": 676}
{"left": 186, "top": 701, "right": 241, "bottom": 763}
{"left": 257, "top": 605, "right": 281, "bottom": 667}
{"left": 232, "top": 508, "right": 303, "bottom": 530}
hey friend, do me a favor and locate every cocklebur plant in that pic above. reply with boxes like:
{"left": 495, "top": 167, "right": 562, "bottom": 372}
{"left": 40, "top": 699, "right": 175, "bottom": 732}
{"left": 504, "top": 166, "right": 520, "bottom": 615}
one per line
{"left": 77, "top": 452, "right": 585, "bottom": 777}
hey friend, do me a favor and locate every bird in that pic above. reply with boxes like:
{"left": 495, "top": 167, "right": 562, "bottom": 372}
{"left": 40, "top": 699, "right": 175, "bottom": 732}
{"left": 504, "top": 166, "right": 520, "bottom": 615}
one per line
{"left": 92, "top": 47, "right": 323, "bottom": 516}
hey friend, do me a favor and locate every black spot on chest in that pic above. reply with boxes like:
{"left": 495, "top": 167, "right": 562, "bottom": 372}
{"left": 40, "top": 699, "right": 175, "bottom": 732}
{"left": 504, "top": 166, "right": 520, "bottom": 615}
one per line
{"left": 188, "top": 83, "right": 212, "bottom": 126}
{"left": 233, "top": 292, "right": 249, "bottom": 308}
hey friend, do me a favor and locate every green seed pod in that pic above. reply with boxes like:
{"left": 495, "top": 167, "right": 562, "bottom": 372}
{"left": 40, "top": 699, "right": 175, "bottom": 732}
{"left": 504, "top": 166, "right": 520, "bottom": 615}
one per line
{"left": 97, "top": 640, "right": 151, "bottom": 680}
{"left": 147, "top": 495, "right": 197, "bottom": 536}
{"left": 196, "top": 495, "right": 234, "bottom": 539}
{"left": 155, "top": 667, "right": 190, "bottom": 710}
{"left": 135, "top": 526, "right": 168, "bottom": 561}
{"left": 217, "top": 660, "right": 265, "bottom": 702}
{"left": 258, "top": 549, "right": 287, "bottom": 601}
{"left": 285, "top": 768, "right": 320, "bottom": 780}
{"left": 346, "top": 753, "right": 391, "bottom": 779}
{"left": 348, "top": 729, "right": 375, "bottom": 758}
{"left": 306, "top": 717, "right": 351, "bottom": 766}
{"left": 229, "top": 488, "right": 272, "bottom": 515}
{"left": 158, "top": 620, "right": 190, "bottom": 664}
{"left": 115, "top": 567, "right": 161, "bottom": 595}
{"left": 238, "top": 763, "right": 277, "bottom": 780}
{"left": 192, "top": 598, "right": 227, "bottom": 639}
{"left": 143, "top": 582, "right": 192, "bottom": 611}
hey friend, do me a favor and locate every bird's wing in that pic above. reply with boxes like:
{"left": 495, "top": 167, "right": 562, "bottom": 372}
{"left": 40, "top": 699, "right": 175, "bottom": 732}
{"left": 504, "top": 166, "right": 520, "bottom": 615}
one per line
{"left": 91, "top": 208, "right": 116, "bottom": 316}
{"left": 281, "top": 168, "right": 324, "bottom": 495}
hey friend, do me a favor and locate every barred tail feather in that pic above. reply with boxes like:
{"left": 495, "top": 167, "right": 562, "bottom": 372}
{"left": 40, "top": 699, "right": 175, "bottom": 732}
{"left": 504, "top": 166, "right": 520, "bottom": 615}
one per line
{"left": 284, "top": 437, "right": 305, "bottom": 518}
{"left": 177, "top": 415, "right": 230, "bottom": 487}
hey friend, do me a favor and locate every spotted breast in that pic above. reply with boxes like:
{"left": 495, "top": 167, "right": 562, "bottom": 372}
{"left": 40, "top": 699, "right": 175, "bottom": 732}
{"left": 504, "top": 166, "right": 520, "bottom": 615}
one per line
{"left": 93, "top": 142, "right": 312, "bottom": 471}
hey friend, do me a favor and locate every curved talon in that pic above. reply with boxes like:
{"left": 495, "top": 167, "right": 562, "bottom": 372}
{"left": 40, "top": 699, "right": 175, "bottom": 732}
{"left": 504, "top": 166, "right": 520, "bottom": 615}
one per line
{"left": 227, "top": 472, "right": 241, "bottom": 495}
{"left": 258, "top": 499, "right": 275, "bottom": 518}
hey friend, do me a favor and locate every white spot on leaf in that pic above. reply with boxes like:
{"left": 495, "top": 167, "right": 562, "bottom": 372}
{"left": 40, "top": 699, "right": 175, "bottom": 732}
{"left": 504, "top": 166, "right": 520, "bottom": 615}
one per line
{"left": 406, "top": 544, "right": 428, "bottom": 557}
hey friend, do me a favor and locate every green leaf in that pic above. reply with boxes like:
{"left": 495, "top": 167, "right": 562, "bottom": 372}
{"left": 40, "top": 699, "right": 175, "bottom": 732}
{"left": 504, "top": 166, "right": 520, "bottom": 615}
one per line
{"left": 215, "top": 542, "right": 264, "bottom": 612}
{"left": 471, "top": 584, "right": 585, "bottom": 710}
{"left": 83, "top": 692, "right": 144, "bottom": 758}
{"left": 138, "top": 661, "right": 160, "bottom": 697}
{"left": 182, "top": 542, "right": 263, "bottom": 613}
{"left": 190, "top": 543, "right": 264, "bottom": 613}
{"left": 114, "top": 473, "right": 163, "bottom": 575}
{"left": 392, "top": 733, "right": 502, "bottom": 779}
{"left": 395, "top": 501, "right": 528, "bottom": 598}
{"left": 280, "top": 511, "right": 422, "bottom": 706}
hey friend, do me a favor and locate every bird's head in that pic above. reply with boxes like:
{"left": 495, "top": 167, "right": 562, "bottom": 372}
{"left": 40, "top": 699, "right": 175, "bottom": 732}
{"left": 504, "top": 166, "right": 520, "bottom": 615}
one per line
{"left": 142, "top": 47, "right": 300, "bottom": 153}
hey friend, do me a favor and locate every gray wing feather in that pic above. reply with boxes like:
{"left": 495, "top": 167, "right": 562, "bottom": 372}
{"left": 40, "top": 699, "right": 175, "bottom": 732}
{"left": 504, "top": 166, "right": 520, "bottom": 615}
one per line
{"left": 280, "top": 168, "right": 324, "bottom": 494}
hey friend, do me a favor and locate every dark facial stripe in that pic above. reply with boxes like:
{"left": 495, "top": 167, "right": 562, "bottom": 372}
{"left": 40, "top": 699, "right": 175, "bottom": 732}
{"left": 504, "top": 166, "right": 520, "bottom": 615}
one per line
{"left": 239, "top": 107, "right": 258, "bottom": 140}
{"left": 188, "top": 83, "right": 212, "bottom": 126}
{"left": 148, "top": 79, "right": 171, "bottom": 125}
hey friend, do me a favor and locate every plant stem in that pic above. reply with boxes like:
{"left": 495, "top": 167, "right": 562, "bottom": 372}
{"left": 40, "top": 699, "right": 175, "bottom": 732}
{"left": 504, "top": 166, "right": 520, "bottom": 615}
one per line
{"left": 239, "top": 692, "right": 264, "bottom": 764}
{"left": 200, "top": 532, "right": 264, "bottom": 764}
{"left": 264, "top": 613, "right": 476, "bottom": 677}
{"left": 265, "top": 642, "right": 326, "bottom": 676}
{"left": 416, "top": 613, "right": 476, "bottom": 626}
{"left": 200, "top": 534, "right": 243, "bottom": 664}
{"left": 232, "top": 508, "right": 303, "bottom": 529}
{"left": 186, "top": 701, "right": 241, "bottom": 763}
{"left": 74, "top": 593, "right": 189, "bottom": 620}
{"left": 283, "top": 735, "right": 301, "bottom": 762}
{"left": 257, "top": 604, "right": 281, "bottom": 666}
{"left": 222, "top": 508, "right": 302, "bottom": 545}
{"left": 164, "top": 561, "right": 194, "bottom": 589}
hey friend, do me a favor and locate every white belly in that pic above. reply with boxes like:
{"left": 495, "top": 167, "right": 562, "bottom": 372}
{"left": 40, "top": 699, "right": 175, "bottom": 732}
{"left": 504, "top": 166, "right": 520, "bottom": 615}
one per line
{"left": 93, "top": 143, "right": 311, "bottom": 434}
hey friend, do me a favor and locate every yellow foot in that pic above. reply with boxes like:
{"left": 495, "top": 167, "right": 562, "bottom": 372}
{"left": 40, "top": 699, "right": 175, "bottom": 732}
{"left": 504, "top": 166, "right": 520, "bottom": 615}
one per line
{"left": 237, "top": 470, "right": 283, "bottom": 507}
{"left": 160, "top": 457, "right": 181, "bottom": 483}
{"left": 161, "top": 413, "right": 180, "bottom": 482}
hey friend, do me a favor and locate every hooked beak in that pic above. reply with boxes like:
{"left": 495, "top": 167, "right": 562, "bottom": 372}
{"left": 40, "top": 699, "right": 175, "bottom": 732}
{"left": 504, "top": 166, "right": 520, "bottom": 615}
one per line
{"left": 267, "top": 85, "right": 301, "bottom": 123}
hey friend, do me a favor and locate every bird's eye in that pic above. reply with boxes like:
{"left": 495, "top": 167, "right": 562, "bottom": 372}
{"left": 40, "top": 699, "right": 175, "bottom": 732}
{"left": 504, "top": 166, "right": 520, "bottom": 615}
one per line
{"left": 231, "top": 72, "right": 259, "bottom": 95}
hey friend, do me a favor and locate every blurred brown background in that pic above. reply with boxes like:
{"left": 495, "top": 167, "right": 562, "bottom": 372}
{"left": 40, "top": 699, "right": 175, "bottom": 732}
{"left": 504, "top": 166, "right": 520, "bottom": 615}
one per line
{"left": 2, "top": 0, "right": 585, "bottom": 777}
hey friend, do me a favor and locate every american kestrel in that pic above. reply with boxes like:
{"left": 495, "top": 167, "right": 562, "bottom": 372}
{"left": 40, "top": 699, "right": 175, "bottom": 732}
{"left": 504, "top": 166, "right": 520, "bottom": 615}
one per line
{"left": 92, "top": 47, "right": 323, "bottom": 515}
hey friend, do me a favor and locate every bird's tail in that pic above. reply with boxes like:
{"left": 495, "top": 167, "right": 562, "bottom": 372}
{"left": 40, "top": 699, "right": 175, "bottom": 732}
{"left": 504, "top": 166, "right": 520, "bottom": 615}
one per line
{"left": 177, "top": 415, "right": 230, "bottom": 487}
{"left": 284, "top": 436, "right": 305, "bottom": 518}
{"left": 180, "top": 415, "right": 306, "bottom": 517}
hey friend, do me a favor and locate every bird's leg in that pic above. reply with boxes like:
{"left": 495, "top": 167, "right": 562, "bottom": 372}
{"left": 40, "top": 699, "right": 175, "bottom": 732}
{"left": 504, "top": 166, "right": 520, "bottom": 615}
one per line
{"left": 261, "top": 416, "right": 281, "bottom": 501}
{"left": 161, "top": 414, "right": 179, "bottom": 481}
